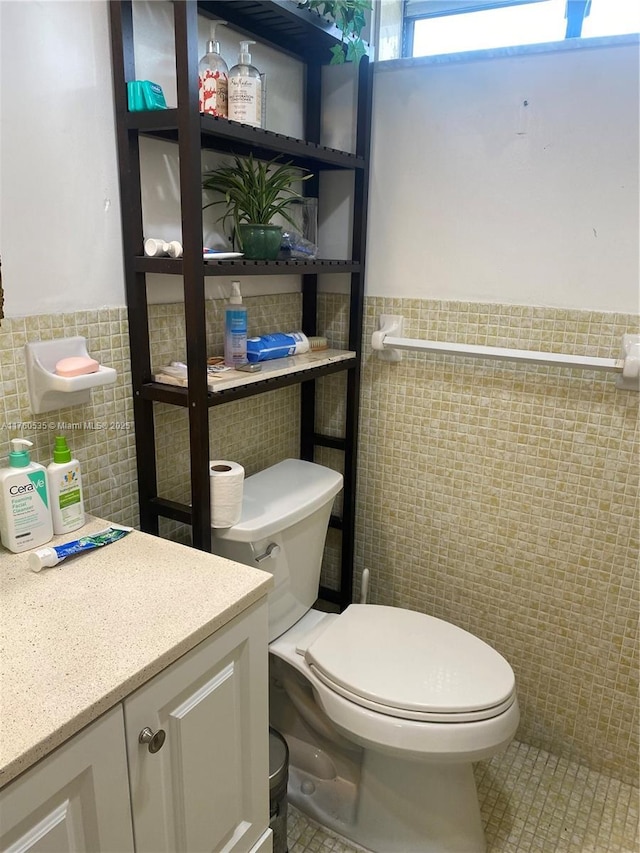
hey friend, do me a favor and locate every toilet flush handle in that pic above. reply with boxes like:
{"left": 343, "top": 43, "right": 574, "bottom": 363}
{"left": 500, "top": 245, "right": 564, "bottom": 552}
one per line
{"left": 254, "top": 542, "right": 281, "bottom": 563}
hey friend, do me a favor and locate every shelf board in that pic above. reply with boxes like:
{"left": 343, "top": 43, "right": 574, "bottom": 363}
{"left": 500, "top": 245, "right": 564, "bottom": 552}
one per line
{"left": 196, "top": 0, "right": 358, "bottom": 64}
{"left": 127, "top": 111, "right": 365, "bottom": 170}
{"left": 313, "top": 433, "right": 346, "bottom": 451}
{"left": 135, "top": 257, "right": 361, "bottom": 276}
{"left": 149, "top": 497, "right": 192, "bottom": 525}
{"left": 143, "top": 349, "right": 357, "bottom": 407}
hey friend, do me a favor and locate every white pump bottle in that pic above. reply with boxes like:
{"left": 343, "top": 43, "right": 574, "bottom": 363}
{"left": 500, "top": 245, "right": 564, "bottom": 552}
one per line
{"left": 0, "top": 439, "right": 53, "bottom": 553}
{"left": 227, "top": 40, "right": 263, "bottom": 128}
{"left": 198, "top": 21, "right": 229, "bottom": 117}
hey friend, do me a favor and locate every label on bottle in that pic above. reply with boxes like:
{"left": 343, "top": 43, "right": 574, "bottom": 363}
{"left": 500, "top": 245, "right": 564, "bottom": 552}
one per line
{"left": 55, "top": 466, "right": 83, "bottom": 528}
{"left": 0, "top": 469, "right": 52, "bottom": 552}
{"left": 228, "top": 76, "right": 262, "bottom": 127}
{"left": 7, "top": 475, "right": 48, "bottom": 522}
{"left": 199, "top": 69, "right": 228, "bottom": 118}
{"left": 224, "top": 308, "right": 248, "bottom": 366}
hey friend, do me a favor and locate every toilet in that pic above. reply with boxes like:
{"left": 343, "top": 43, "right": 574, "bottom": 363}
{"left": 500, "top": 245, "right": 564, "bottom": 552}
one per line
{"left": 212, "top": 459, "right": 519, "bottom": 853}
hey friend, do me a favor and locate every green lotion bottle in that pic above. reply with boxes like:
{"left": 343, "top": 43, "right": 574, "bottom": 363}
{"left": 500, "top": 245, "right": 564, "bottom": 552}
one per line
{"left": 47, "top": 435, "right": 85, "bottom": 535}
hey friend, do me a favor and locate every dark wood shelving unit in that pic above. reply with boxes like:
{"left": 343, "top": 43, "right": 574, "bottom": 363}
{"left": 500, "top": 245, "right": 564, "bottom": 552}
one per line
{"left": 129, "top": 111, "right": 367, "bottom": 169}
{"left": 109, "top": 0, "right": 372, "bottom": 609}
{"left": 134, "top": 257, "right": 362, "bottom": 275}
{"left": 142, "top": 354, "right": 358, "bottom": 407}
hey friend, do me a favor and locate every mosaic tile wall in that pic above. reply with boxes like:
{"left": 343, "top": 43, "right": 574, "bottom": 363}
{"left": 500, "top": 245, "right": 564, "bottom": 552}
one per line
{"left": 355, "top": 298, "right": 639, "bottom": 786}
{"left": 148, "top": 294, "right": 304, "bottom": 509}
{"left": 0, "top": 296, "right": 303, "bottom": 540}
{"left": 0, "top": 309, "right": 139, "bottom": 528}
{"left": 1, "top": 295, "right": 637, "bottom": 788}
{"left": 315, "top": 293, "right": 354, "bottom": 589}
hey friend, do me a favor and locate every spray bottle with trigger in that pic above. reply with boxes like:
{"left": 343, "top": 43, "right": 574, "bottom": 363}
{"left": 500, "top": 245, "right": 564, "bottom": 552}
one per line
{"left": 198, "top": 20, "right": 229, "bottom": 117}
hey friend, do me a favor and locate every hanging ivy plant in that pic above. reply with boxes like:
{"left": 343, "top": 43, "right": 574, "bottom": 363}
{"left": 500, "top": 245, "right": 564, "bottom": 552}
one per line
{"left": 297, "top": 0, "right": 371, "bottom": 65}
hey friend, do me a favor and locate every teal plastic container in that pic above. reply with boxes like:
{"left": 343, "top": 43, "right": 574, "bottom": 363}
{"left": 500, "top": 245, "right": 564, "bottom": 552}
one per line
{"left": 127, "top": 80, "right": 167, "bottom": 111}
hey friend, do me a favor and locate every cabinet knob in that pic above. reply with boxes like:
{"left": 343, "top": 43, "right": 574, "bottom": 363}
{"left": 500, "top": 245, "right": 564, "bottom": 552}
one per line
{"left": 139, "top": 726, "right": 166, "bottom": 753}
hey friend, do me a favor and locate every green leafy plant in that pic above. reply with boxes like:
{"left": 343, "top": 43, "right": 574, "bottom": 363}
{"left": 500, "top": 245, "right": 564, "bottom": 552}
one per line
{"left": 202, "top": 153, "right": 312, "bottom": 233}
{"left": 298, "top": 0, "right": 371, "bottom": 64}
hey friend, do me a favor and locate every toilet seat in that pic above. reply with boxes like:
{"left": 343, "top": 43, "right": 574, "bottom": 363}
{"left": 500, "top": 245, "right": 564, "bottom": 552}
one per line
{"left": 271, "top": 607, "right": 520, "bottom": 761}
{"left": 304, "top": 605, "right": 516, "bottom": 724}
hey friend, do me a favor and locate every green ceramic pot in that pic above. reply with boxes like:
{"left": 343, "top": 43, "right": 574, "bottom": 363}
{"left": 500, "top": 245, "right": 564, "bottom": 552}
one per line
{"left": 237, "top": 224, "right": 283, "bottom": 260}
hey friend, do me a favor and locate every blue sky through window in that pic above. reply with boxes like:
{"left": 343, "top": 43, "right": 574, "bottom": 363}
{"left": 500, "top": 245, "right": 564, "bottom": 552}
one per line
{"left": 412, "top": 0, "right": 640, "bottom": 57}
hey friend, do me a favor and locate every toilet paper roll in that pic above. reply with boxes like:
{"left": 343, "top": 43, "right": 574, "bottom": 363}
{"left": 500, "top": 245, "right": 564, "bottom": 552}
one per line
{"left": 209, "top": 460, "right": 245, "bottom": 528}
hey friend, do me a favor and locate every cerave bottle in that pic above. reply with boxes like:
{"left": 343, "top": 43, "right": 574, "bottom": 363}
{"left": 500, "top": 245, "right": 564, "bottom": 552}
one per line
{"left": 0, "top": 439, "right": 53, "bottom": 553}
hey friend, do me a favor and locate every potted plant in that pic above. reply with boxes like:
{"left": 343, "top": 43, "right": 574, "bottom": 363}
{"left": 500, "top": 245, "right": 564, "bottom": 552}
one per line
{"left": 297, "top": 0, "right": 371, "bottom": 64}
{"left": 202, "top": 153, "right": 312, "bottom": 260}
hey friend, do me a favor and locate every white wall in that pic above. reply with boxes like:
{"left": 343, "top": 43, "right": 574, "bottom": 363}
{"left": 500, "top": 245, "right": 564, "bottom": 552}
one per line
{"left": 367, "top": 40, "right": 640, "bottom": 312}
{"left": 0, "top": 0, "right": 311, "bottom": 315}
{"left": 1, "top": 2, "right": 638, "bottom": 317}
{"left": 0, "top": 0, "right": 124, "bottom": 316}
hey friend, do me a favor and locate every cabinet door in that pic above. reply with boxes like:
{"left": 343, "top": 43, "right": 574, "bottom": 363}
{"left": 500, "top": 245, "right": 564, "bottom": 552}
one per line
{"left": 0, "top": 706, "right": 134, "bottom": 853}
{"left": 124, "top": 600, "right": 270, "bottom": 853}
{"left": 248, "top": 828, "right": 273, "bottom": 853}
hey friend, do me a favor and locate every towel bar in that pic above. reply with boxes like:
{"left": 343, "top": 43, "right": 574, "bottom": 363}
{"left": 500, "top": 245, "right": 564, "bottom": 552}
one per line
{"left": 372, "top": 315, "right": 639, "bottom": 391}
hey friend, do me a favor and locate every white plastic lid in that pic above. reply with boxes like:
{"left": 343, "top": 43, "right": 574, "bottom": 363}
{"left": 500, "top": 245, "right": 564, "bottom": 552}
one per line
{"left": 305, "top": 605, "right": 516, "bottom": 717}
{"left": 238, "top": 40, "right": 255, "bottom": 65}
{"left": 214, "top": 459, "right": 343, "bottom": 542}
{"left": 28, "top": 548, "right": 60, "bottom": 572}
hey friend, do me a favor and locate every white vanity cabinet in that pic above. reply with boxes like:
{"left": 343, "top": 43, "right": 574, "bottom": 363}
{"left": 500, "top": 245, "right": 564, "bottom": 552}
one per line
{"left": 0, "top": 706, "right": 135, "bottom": 853}
{"left": 124, "top": 599, "right": 271, "bottom": 853}
{"left": 0, "top": 600, "right": 271, "bottom": 853}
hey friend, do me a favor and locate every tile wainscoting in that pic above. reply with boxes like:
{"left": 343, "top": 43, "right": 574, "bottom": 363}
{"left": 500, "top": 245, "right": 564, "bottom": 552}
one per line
{"left": 353, "top": 298, "right": 639, "bottom": 786}
{"left": 1, "top": 296, "right": 637, "bottom": 786}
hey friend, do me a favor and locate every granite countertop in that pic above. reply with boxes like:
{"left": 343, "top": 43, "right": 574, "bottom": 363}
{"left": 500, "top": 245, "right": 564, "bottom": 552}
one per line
{"left": 0, "top": 517, "right": 272, "bottom": 787}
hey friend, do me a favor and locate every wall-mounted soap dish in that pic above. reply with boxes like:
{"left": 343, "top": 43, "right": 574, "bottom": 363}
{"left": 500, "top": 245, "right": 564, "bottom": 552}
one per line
{"left": 25, "top": 337, "right": 117, "bottom": 415}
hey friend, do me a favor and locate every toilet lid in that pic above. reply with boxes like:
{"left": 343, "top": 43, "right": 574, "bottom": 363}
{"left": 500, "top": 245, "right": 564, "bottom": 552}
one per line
{"left": 304, "top": 605, "right": 516, "bottom": 723}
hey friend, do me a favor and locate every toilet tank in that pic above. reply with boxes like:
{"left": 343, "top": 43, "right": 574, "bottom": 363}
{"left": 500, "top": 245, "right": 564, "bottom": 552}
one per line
{"left": 212, "top": 459, "right": 343, "bottom": 641}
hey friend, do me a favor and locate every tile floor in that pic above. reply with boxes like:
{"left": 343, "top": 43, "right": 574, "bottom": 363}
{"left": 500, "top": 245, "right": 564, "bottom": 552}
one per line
{"left": 286, "top": 741, "right": 639, "bottom": 853}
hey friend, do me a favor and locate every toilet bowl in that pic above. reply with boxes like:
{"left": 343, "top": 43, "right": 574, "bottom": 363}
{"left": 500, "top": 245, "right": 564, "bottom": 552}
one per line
{"left": 212, "top": 459, "right": 519, "bottom": 853}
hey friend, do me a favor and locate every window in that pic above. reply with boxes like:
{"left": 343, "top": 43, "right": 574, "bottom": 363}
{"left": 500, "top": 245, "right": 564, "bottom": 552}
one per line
{"left": 404, "top": 0, "right": 640, "bottom": 58}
